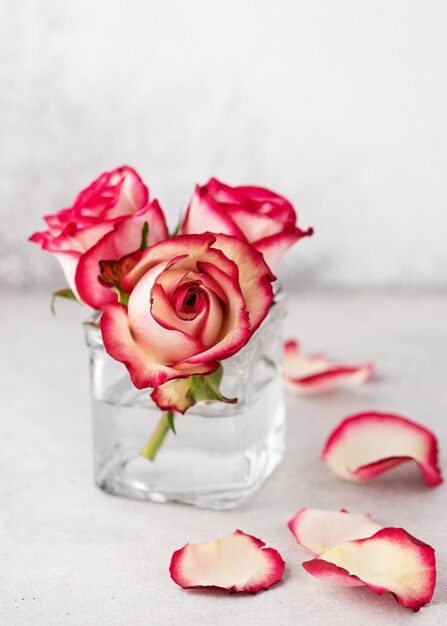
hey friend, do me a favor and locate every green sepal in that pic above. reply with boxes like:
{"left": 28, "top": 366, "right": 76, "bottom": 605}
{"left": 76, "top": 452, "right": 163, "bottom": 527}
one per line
{"left": 111, "top": 286, "right": 130, "bottom": 307}
{"left": 151, "top": 364, "right": 237, "bottom": 414}
{"left": 188, "top": 366, "right": 227, "bottom": 403}
{"left": 166, "top": 410, "right": 176, "bottom": 434}
{"left": 50, "top": 287, "right": 77, "bottom": 315}
{"left": 83, "top": 319, "right": 101, "bottom": 329}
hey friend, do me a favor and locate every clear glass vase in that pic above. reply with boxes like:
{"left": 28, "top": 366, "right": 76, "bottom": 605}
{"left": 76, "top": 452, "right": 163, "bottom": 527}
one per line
{"left": 85, "top": 297, "right": 286, "bottom": 510}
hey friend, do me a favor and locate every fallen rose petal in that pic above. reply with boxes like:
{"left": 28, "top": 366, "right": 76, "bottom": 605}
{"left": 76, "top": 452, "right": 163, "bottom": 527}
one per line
{"left": 302, "top": 527, "right": 436, "bottom": 611}
{"left": 323, "top": 412, "right": 442, "bottom": 486}
{"left": 283, "top": 340, "right": 373, "bottom": 396}
{"left": 169, "top": 530, "right": 285, "bottom": 593}
{"left": 288, "top": 508, "right": 383, "bottom": 554}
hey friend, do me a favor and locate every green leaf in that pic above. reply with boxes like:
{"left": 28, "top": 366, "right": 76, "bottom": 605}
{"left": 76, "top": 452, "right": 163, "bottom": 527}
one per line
{"left": 261, "top": 355, "right": 277, "bottom": 371}
{"left": 169, "top": 211, "right": 183, "bottom": 238}
{"left": 50, "top": 287, "right": 77, "bottom": 315}
{"left": 140, "top": 222, "right": 149, "bottom": 250}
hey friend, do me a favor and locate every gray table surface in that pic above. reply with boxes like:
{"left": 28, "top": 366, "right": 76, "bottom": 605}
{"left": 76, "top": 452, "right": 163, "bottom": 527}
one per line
{"left": 1, "top": 290, "right": 446, "bottom": 626}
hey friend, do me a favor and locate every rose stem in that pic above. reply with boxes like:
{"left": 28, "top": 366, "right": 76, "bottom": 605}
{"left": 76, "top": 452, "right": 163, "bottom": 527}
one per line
{"left": 140, "top": 412, "right": 174, "bottom": 461}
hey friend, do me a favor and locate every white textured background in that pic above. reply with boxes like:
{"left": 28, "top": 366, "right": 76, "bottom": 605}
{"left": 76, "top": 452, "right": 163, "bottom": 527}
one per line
{"left": 2, "top": 0, "right": 447, "bottom": 290}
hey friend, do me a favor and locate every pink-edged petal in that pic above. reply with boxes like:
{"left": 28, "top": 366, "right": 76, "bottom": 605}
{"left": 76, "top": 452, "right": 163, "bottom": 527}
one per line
{"left": 206, "top": 179, "right": 296, "bottom": 222}
{"left": 53, "top": 251, "right": 82, "bottom": 301}
{"left": 170, "top": 530, "right": 284, "bottom": 593}
{"left": 100, "top": 303, "right": 183, "bottom": 388}
{"left": 211, "top": 233, "right": 275, "bottom": 333}
{"left": 224, "top": 205, "right": 285, "bottom": 242}
{"left": 150, "top": 282, "right": 208, "bottom": 337}
{"left": 62, "top": 221, "right": 116, "bottom": 253}
{"left": 178, "top": 260, "right": 250, "bottom": 365}
{"left": 183, "top": 268, "right": 229, "bottom": 304}
{"left": 102, "top": 166, "right": 149, "bottom": 218}
{"left": 254, "top": 227, "right": 313, "bottom": 273}
{"left": 205, "top": 177, "right": 249, "bottom": 205}
{"left": 154, "top": 269, "right": 225, "bottom": 346}
{"left": 76, "top": 200, "right": 168, "bottom": 309}
{"left": 170, "top": 359, "right": 219, "bottom": 377}
{"left": 284, "top": 340, "right": 373, "bottom": 396}
{"left": 30, "top": 220, "right": 114, "bottom": 255}
{"left": 322, "top": 412, "right": 443, "bottom": 487}
{"left": 196, "top": 286, "right": 224, "bottom": 348}
{"left": 303, "top": 559, "right": 366, "bottom": 587}
{"left": 232, "top": 184, "right": 295, "bottom": 218}
{"left": 121, "top": 233, "right": 217, "bottom": 293}
{"left": 73, "top": 165, "right": 148, "bottom": 218}
{"left": 302, "top": 528, "right": 436, "bottom": 611}
{"left": 181, "top": 185, "right": 247, "bottom": 240}
{"left": 127, "top": 264, "right": 206, "bottom": 364}
{"left": 100, "top": 303, "right": 215, "bottom": 389}
{"left": 288, "top": 508, "right": 383, "bottom": 554}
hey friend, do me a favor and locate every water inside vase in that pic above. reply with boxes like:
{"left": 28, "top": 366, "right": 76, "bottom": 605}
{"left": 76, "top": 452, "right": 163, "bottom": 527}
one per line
{"left": 88, "top": 298, "right": 286, "bottom": 509}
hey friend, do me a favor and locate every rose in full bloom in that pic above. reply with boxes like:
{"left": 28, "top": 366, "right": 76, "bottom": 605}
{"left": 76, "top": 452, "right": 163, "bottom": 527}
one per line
{"left": 98, "top": 233, "right": 275, "bottom": 389}
{"left": 181, "top": 178, "right": 313, "bottom": 271}
{"left": 29, "top": 166, "right": 168, "bottom": 304}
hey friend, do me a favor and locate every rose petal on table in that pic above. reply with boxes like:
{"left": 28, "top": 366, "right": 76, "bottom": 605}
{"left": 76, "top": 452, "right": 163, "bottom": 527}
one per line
{"left": 288, "top": 508, "right": 383, "bottom": 554}
{"left": 169, "top": 530, "right": 285, "bottom": 593}
{"left": 302, "top": 527, "right": 436, "bottom": 611}
{"left": 322, "top": 412, "right": 443, "bottom": 486}
{"left": 283, "top": 340, "right": 373, "bottom": 396}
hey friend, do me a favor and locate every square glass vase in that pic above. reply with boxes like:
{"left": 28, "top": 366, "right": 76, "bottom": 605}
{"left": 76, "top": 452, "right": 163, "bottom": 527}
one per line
{"left": 85, "top": 297, "right": 286, "bottom": 510}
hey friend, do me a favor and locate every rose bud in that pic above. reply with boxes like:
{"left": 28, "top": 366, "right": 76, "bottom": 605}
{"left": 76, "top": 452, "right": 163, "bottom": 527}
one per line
{"left": 29, "top": 166, "right": 168, "bottom": 303}
{"left": 181, "top": 178, "right": 313, "bottom": 271}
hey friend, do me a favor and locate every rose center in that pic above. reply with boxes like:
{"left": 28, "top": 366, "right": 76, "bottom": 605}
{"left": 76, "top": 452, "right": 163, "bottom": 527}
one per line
{"left": 180, "top": 288, "right": 201, "bottom": 318}
{"left": 171, "top": 283, "right": 206, "bottom": 321}
{"left": 184, "top": 292, "right": 197, "bottom": 309}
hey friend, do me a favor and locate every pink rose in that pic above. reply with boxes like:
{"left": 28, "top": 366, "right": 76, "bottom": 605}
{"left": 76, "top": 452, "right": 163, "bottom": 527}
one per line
{"left": 29, "top": 166, "right": 168, "bottom": 304}
{"left": 181, "top": 178, "right": 313, "bottom": 271}
{"left": 99, "top": 233, "right": 275, "bottom": 389}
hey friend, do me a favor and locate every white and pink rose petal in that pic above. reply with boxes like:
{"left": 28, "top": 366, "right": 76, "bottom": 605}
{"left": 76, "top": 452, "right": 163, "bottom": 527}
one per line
{"left": 302, "top": 528, "right": 436, "bottom": 611}
{"left": 170, "top": 530, "right": 285, "bottom": 593}
{"left": 322, "top": 412, "right": 443, "bottom": 486}
{"left": 283, "top": 340, "right": 373, "bottom": 396}
{"left": 288, "top": 508, "right": 383, "bottom": 554}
